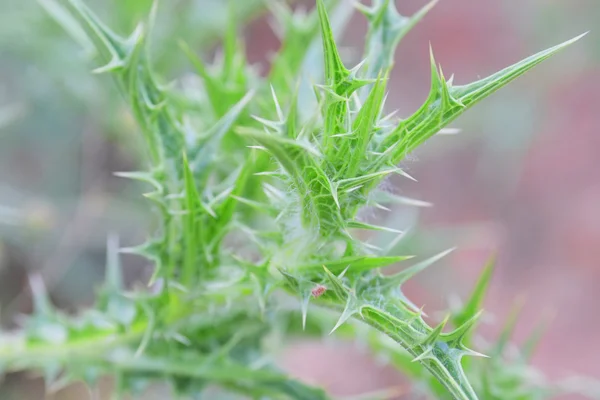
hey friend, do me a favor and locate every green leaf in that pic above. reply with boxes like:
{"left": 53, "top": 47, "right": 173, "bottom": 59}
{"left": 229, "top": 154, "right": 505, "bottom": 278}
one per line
{"left": 292, "top": 254, "right": 412, "bottom": 276}
{"left": 453, "top": 254, "right": 495, "bottom": 330}
{"left": 379, "top": 33, "right": 587, "bottom": 165}
{"left": 316, "top": 0, "right": 373, "bottom": 154}
{"left": 182, "top": 151, "right": 203, "bottom": 285}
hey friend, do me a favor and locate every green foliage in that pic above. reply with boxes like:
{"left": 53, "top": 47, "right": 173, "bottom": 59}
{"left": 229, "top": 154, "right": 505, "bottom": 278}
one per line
{"left": 0, "top": 0, "right": 593, "bottom": 399}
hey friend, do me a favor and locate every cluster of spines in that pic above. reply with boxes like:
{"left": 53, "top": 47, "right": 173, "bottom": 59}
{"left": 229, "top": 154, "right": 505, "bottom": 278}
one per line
{"left": 0, "top": 234, "right": 334, "bottom": 399}
{"left": 54, "top": 0, "right": 263, "bottom": 288}
{"left": 245, "top": 1, "right": 585, "bottom": 400}
{"left": 0, "top": 0, "right": 590, "bottom": 399}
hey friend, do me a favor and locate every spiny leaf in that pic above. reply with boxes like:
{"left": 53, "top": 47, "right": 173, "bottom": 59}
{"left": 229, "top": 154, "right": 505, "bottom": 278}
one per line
{"left": 442, "top": 310, "right": 484, "bottom": 350}
{"left": 292, "top": 255, "right": 412, "bottom": 276}
{"left": 453, "top": 254, "right": 495, "bottom": 329}
{"left": 339, "top": 72, "right": 388, "bottom": 177}
{"left": 453, "top": 33, "right": 588, "bottom": 108}
{"left": 359, "top": 306, "right": 479, "bottom": 400}
{"left": 322, "top": 266, "right": 350, "bottom": 301}
{"left": 316, "top": 0, "right": 351, "bottom": 91}
{"left": 182, "top": 151, "right": 202, "bottom": 285}
{"left": 422, "top": 315, "right": 449, "bottom": 347}
{"left": 316, "top": 0, "right": 373, "bottom": 155}
{"left": 336, "top": 167, "right": 404, "bottom": 192}
{"left": 380, "top": 33, "right": 587, "bottom": 165}
{"left": 104, "top": 233, "right": 123, "bottom": 293}
{"left": 330, "top": 292, "right": 362, "bottom": 334}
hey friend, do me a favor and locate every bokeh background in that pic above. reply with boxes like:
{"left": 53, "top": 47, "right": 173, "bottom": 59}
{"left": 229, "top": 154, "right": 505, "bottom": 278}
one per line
{"left": 0, "top": 0, "right": 598, "bottom": 399}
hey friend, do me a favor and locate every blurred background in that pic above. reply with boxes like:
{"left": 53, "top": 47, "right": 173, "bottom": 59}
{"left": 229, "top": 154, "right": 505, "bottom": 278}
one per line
{"left": 0, "top": 0, "right": 598, "bottom": 398}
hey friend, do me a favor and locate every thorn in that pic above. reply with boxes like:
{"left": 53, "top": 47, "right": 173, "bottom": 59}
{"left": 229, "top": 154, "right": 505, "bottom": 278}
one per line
{"left": 444, "top": 310, "right": 484, "bottom": 347}
{"left": 359, "top": 241, "right": 383, "bottom": 252}
{"left": 247, "top": 145, "right": 268, "bottom": 151}
{"left": 134, "top": 303, "right": 155, "bottom": 358}
{"left": 462, "top": 348, "right": 489, "bottom": 359}
{"left": 314, "top": 83, "right": 348, "bottom": 102}
{"left": 322, "top": 266, "right": 348, "bottom": 300}
{"left": 28, "top": 273, "right": 51, "bottom": 315}
{"left": 252, "top": 171, "right": 280, "bottom": 176}
{"left": 437, "top": 127, "right": 461, "bottom": 135}
{"left": 417, "top": 304, "right": 429, "bottom": 319}
{"left": 329, "top": 180, "right": 340, "bottom": 210}
{"left": 105, "top": 233, "right": 122, "bottom": 291}
{"left": 344, "top": 185, "right": 363, "bottom": 194}
{"left": 301, "top": 291, "right": 310, "bottom": 330}
{"left": 270, "top": 85, "right": 284, "bottom": 122}
{"left": 92, "top": 57, "right": 125, "bottom": 74}
{"left": 329, "top": 294, "right": 360, "bottom": 335}
{"left": 429, "top": 41, "right": 437, "bottom": 75}
{"left": 330, "top": 131, "right": 355, "bottom": 138}
{"left": 380, "top": 109, "right": 399, "bottom": 123}
{"left": 113, "top": 171, "right": 161, "bottom": 189}
{"left": 384, "top": 229, "right": 410, "bottom": 256}
{"left": 453, "top": 253, "right": 495, "bottom": 329}
{"left": 338, "top": 266, "right": 350, "bottom": 279}
{"left": 349, "top": 58, "right": 368, "bottom": 76}
{"left": 348, "top": 220, "right": 403, "bottom": 234}
{"left": 422, "top": 315, "right": 449, "bottom": 346}
{"left": 412, "top": 347, "right": 433, "bottom": 362}
{"left": 200, "top": 201, "right": 217, "bottom": 219}
{"left": 398, "top": 293, "right": 426, "bottom": 316}
{"left": 447, "top": 73, "right": 455, "bottom": 86}
{"left": 392, "top": 247, "right": 455, "bottom": 285}
{"left": 171, "top": 332, "right": 191, "bottom": 346}
{"left": 373, "top": 203, "right": 391, "bottom": 212}
{"left": 392, "top": 168, "right": 417, "bottom": 182}
{"left": 251, "top": 115, "right": 281, "bottom": 131}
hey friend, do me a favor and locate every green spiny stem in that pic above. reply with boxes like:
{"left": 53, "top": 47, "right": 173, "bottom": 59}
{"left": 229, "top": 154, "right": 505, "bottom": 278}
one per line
{"left": 362, "top": 308, "right": 477, "bottom": 400}
{"left": 0, "top": 325, "right": 144, "bottom": 367}
{"left": 291, "top": 292, "right": 479, "bottom": 400}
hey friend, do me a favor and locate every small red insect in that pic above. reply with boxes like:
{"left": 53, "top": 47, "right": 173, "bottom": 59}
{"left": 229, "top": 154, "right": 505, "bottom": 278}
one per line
{"left": 311, "top": 284, "right": 327, "bottom": 298}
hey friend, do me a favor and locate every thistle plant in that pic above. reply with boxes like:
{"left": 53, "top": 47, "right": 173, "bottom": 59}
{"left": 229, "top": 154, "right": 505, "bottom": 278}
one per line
{"left": 0, "top": 0, "right": 594, "bottom": 399}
